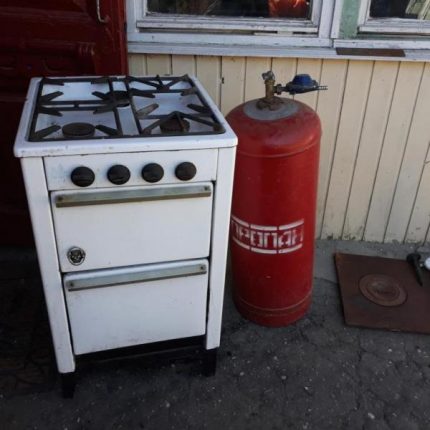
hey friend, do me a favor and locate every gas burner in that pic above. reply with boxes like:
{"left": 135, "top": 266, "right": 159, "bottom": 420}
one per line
{"left": 143, "top": 111, "right": 223, "bottom": 136}
{"left": 160, "top": 117, "right": 190, "bottom": 134}
{"left": 62, "top": 122, "right": 95, "bottom": 139}
{"left": 93, "top": 90, "right": 130, "bottom": 107}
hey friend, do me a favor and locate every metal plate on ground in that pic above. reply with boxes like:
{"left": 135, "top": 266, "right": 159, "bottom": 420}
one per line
{"left": 335, "top": 253, "right": 430, "bottom": 333}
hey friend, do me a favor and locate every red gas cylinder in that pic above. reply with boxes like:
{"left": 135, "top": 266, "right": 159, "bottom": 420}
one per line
{"left": 226, "top": 72, "right": 324, "bottom": 327}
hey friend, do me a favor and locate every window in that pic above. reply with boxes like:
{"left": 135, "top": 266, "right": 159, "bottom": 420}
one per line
{"left": 127, "top": 0, "right": 335, "bottom": 52}
{"left": 126, "top": 0, "right": 430, "bottom": 56}
{"left": 147, "top": 0, "right": 310, "bottom": 19}
{"left": 139, "top": 0, "right": 320, "bottom": 33}
{"left": 358, "top": 0, "right": 430, "bottom": 34}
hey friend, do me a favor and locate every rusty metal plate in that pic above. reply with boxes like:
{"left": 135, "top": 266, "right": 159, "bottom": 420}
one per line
{"left": 335, "top": 253, "right": 430, "bottom": 333}
{"left": 359, "top": 274, "right": 407, "bottom": 307}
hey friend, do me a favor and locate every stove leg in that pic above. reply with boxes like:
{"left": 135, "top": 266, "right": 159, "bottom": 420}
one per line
{"left": 202, "top": 348, "right": 218, "bottom": 376}
{"left": 60, "top": 372, "right": 76, "bottom": 399}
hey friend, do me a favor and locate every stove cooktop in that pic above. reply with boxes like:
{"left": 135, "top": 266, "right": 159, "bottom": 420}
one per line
{"left": 29, "top": 75, "right": 225, "bottom": 142}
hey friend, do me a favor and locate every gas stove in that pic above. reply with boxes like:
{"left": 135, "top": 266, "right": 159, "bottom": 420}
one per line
{"left": 14, "top": 75, "right": 237, "bottom": 397}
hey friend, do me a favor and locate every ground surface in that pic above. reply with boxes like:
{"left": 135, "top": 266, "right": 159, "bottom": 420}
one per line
{"left": 1, "top": 240, "right": 430, "bottom": 430}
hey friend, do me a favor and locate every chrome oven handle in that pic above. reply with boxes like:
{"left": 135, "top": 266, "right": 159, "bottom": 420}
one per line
{"left": 54, "top": 184, "right": 212, "bottom": 208}
{"left": 65, "top": 263, "right": 207, "bottom": 291}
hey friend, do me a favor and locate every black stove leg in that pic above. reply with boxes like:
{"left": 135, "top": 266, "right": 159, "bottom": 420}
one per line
{"left": 202, "top": 348, "right": 218, "bottom": 376}
{"left": 60, "top": 372, "right": 76, "bottom": 399}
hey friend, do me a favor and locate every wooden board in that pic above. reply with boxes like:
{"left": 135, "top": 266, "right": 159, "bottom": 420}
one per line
{"left": 315, "top": 59, "right": 348, "bottom": 237}
{"left": 406, "top": 146, "right": 430, "bottom": 243}
{"left": 196, "top": 56, "right": 222, "bottom": 106}
{"left": 385, "top": 63, "right": 430, "bottom": 242}
{"left": 244, "top": 57, "right": 271, "bottom": 102}
{"left": 146, "top": 54, "right": 172, "bottom": 75}
{"left": 220, "top": 57, "right": 246, "bottom": 115}
{"left": 321, "top": 61, "right": 373, "bottom": 239}
{"left": 271, "top": 58, "right": 298, "bottom": 83}
{"left": 128, "top": 54, "right": 147, "bottom": 75}
{"left": 171, "top": 55, "right": 196, "bottom": 76}
{"left": 129, "top": 54, "right": 430, "bottom": 244}
{"left": 364, "top": 62, "right": 424, "bottom": 242}
{"left": 342, "top": 61, "right": 399, "bottom": 240}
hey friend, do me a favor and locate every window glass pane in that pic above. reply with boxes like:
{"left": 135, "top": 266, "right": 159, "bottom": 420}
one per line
{"left": 369, "top": 0, "right": 430, "bottom": 20}
{"left": 147, "top": 0, "right": 311, "bottom": 19}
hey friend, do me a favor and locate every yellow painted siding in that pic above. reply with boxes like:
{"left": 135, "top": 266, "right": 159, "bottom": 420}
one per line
{"left": 128, "top": 54, "right": 430, "bottom": 244}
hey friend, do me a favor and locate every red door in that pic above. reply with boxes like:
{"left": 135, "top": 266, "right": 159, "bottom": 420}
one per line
{"left": 0, "top": 0, "right": 127, "bottom": 245}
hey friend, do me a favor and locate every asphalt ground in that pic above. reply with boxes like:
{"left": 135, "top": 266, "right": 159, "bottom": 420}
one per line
{"left": 1, "top": 240, "right": 430, "bottom": 430}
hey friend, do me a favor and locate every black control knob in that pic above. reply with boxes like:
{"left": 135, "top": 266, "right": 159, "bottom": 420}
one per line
{"left": 142, "top": 163, "right": 164, "bottom": 183}
{"left": 71, "top": 166, "right": 95, "bottom": 187}
{"left": 107, "top": 165, "right": 130, "bottom": 185}
{"left": 175, "top": 162, "right": 197, "bottom": 181}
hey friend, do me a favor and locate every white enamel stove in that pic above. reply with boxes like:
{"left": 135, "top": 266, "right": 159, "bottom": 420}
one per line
{"left": 14, "top": 75, "right": 237, "bottom": 395}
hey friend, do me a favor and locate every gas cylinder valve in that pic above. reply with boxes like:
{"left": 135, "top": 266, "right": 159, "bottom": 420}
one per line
{"left": 258, "top": 71, "right": 327, "bottom": 110}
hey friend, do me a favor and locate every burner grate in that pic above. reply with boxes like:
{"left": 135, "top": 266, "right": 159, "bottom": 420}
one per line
{"left": 29, "top": 75, "right": 225, "bottom": 142}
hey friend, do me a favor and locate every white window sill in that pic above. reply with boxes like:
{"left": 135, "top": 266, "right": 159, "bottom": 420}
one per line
{"left": 127, "top": 33, "right": 430, "bottom": 62}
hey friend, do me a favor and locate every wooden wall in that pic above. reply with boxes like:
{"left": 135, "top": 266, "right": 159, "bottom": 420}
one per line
{"left": 129, "top": 54, "right": 430, "bottom": 244}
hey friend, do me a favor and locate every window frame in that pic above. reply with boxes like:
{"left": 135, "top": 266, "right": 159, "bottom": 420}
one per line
{"left": 137, "top": 0, "right": 321, "bottom": 33}
{"left": 127, "top": 0, "right": 335, "bottom": 51}
{"left": 357, "top": 0, "right": 430, "bottom": 35}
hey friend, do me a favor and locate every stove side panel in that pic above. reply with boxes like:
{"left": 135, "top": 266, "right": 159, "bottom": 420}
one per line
{"left": 206, "top": 146, "right": 237, "bottom": 350}
{"left": 20, "top": 157, "right": 75, "bottom": 374}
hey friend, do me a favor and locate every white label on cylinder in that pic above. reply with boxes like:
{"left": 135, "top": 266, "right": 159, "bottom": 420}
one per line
{"left": 230, "top": 215, "right": 304, "bottom": 255}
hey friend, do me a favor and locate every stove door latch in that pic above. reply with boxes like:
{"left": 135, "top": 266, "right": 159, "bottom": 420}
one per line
{"left": 67, "top": 247, "right": 86, "bottom": 266}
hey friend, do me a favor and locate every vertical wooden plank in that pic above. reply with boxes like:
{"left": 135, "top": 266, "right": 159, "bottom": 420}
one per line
{"left": 146, "top": 54, "right": 172, "bottom": 75}
{"left": 315, "top": 59, "right": 348, "bottom": 238}
{"left": 220, "top": 57, "right": 246, "bottom": 115}
{"left": 406, "top": 146, "right": 430, "bottom": 243}
{"left": 271, "top": 58, "right": 297, "bottom": 82}
{"left": 171, "top": 55, "right": 196, "bottom": 76}
{"left": 385, "top": 63, "right": 430, "bottom": 243}
{"left": 364, "top": 62, "right": 424, "bottom": 242}
{"left": 342, "top": 61, "right": 399, "bottom": 240}
{"left": 244, "top": 57, "right": 271, "bottom": 102}
{"left": 321, "top": 60, "right": 373, "bottom": 239}
{"left": 128, "top": 54, "right": 147, "bottom": 75}
{"left": 295, "top": 58, "right": 323, "bottom": 109}
{"left": 196, "top": 56, "right": 221, "bottom": 107}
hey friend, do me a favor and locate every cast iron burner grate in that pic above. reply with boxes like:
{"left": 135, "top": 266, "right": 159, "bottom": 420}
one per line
{"left": 160, "top": 116, "right": 191, "bottom": 133}
{"left": 28, "top": 75, "right": 225, "bottom": 142}
{"left": 92, "top": 90, "right": 131, "bottom": 108}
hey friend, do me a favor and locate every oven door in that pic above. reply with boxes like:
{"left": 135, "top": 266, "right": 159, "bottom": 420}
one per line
{"left": 63, "top": 259, "right": 209, "bottom": 355}
{"left": 51, "top": 183, "right": 213, "bottom": 272}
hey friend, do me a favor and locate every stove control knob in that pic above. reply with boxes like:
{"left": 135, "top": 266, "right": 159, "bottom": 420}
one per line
{"left": 142, "top": 163, "right": 164, "bottom": 183}
{"left": 175, "top": 162, "right": 197, "bottom": 181}
{"left": 71, "top": 166, "right": 95, "bottom": 187}
{"left": 107, "top": 165, "right": 130, "bottom": 185}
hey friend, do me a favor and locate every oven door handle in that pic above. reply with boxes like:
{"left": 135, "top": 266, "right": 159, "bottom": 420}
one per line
{"left": 64, "top": 263, "right": 208, "bottom": 291}
{"left": 54, "top": 184, "right": 212, "bottom": 208}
